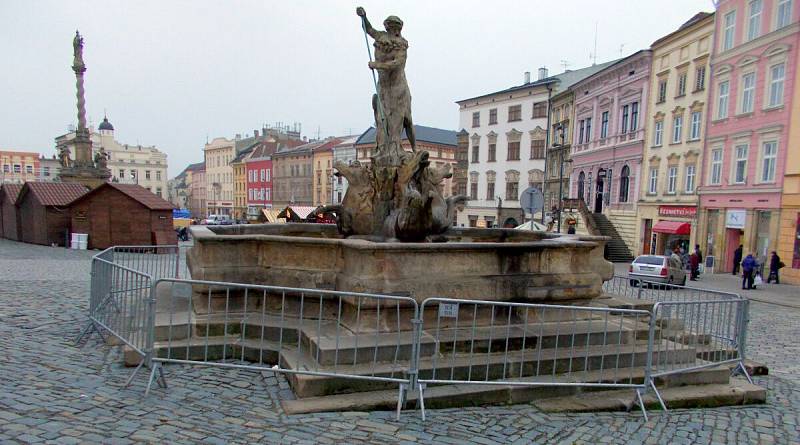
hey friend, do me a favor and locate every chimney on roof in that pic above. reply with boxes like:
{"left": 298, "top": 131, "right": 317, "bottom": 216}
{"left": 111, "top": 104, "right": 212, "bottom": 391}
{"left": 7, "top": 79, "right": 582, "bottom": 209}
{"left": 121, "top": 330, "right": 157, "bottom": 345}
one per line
{"left": 235, "top": 133, "right": 241, "bottom": 140}
{"left": 524, "top": 71, "right": 531, "bottom": 84}
{"left": 538, "top": 66, "right": 548, "bottom": 80}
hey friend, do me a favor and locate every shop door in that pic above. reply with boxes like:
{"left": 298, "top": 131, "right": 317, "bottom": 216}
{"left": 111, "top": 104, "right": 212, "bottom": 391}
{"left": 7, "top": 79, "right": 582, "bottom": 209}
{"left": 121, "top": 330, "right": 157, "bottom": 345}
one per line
{"left": 725, "top": 228, "right": 741, "bottom": 272}
{"left": 642, "top": 219, "right": 652, "bottom": 255}
{"left": 594, "top": 178, "right": 604, "bottom": 213}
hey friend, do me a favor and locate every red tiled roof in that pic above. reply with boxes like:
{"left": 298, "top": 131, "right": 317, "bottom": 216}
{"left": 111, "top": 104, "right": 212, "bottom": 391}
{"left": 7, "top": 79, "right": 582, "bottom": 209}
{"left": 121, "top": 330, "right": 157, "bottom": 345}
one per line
{"left": 0, "top": 183, "right": 24, "bottom": 204}
{"left": 21, "top": 182, "right": 88, "bottom": 206}
{"left": 70, "top": 182, "right": 175, "bottom": 210}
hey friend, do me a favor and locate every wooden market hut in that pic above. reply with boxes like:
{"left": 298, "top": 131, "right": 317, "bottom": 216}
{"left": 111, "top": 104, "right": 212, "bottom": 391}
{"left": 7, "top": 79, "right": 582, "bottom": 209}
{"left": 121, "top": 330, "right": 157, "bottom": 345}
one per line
{"left": 17, "top": 182, "right": 88, "bottom": 246}
{"left": 0, "top": 184, "right": 23, "bottom": 241}
{"left": 68, "top": 183, "right": 175, "bottom": 249}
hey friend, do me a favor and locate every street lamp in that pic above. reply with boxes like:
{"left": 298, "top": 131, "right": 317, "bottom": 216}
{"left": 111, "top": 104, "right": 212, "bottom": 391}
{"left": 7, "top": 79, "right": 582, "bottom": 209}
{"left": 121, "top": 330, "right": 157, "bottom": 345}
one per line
{"left": 553, "top": 124, "right": 572, "bottom": 233}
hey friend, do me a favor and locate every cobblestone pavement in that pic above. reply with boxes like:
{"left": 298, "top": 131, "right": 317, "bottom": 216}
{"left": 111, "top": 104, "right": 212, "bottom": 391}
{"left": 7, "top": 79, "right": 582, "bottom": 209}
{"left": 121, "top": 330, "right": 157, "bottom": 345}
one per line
{"left": 1, "top": 239, "right": 799, "bottom": 444}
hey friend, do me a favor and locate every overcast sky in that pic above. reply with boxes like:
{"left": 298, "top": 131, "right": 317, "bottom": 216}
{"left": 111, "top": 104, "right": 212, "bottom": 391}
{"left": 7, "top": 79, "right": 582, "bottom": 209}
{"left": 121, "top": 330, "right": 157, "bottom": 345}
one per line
{"left": 1, "top": 0, "right": 714, "bottom": 177}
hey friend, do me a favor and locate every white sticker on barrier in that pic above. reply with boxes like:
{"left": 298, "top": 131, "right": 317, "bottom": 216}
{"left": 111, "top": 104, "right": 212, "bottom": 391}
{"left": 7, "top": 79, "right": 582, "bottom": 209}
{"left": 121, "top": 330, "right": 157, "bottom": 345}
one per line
{"left": 438, "top": 302, "right": 459, "bottom": 318}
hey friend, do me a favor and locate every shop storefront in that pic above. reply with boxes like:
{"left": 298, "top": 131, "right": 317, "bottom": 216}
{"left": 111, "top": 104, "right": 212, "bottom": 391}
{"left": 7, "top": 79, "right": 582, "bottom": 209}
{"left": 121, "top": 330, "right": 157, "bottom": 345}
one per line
{"left": 699, "top": 208, "right": 780, "bottom": 274}
{"left": 638, "top": 205, "right": 696, "bottom": 256}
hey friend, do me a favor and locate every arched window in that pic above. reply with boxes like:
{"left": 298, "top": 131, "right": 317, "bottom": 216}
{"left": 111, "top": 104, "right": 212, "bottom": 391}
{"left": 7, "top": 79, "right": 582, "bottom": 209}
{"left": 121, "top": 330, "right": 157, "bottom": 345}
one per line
{"left": 577, "top": 171, "right": 585, "bottom": 201}
{"left": 619, "top": 165, "right": 630, "bottom": 203}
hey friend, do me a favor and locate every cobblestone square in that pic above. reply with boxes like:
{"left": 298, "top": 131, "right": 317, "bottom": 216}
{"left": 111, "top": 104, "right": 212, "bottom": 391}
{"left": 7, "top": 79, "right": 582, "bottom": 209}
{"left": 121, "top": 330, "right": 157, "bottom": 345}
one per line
{"left": 1, "top": 239, "right": 799, "bottom": 444}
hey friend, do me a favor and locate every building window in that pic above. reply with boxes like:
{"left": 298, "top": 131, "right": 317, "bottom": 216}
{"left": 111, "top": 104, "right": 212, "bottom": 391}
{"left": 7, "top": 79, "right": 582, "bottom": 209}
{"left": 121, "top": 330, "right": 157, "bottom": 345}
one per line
{"left": 648, "top": 168, "right": 658, "bottom": 194}
{"left": 489, "top": 108, "right": 497, "bottom": 125}
{"left": 505, "top": 181, "right": 519, "bottom": 201}
{"left": 585, "top": 118, "right": 592, "bottom": 142}
{"left": 13, "top": 164, "right": 20, "bottom": 173}
{"left": 690, "top": 111, "right": 702, "bottom": 140}
{"left": 508, "top": 105, "right": 522, "bottom": 122}
{"left": 734, "top": 144, "right": 748, "bottom": 183}
{"left": 723, "top": 10, "right": 736, "bottom": 51}
{"left": 471, "top": 145, "right": 479, "bottom": 163}
{"left": 470, "top": 182, "right": 478, "bottom": 200}
{"left": 618, "top": 165, "right": 630, "bottom": 203}
{"left": 530, "top": 139, "right": 545, "bottom": 159}
{"left": 621, "top": 105, "right": 629, "bottom": 134}
{"left": 658, "top": 79, "right": 667, "bottom": 103}
{"left": 43, "top": 167, "right": 50, "bottom": 177}
{"left": 762, "top": 141, "right": 777, "bottom": 182}
{"left": 717, "top": 81, "right": 729, "bottom": 119}
{"left": 26, "top": 165, "right": 33, "bottom": 174}
{"left": 472, "top": 112, "right": 480, "bottom": 127}
{"left": 654, "top": 120, "right": 664, "bottom": 146}
{"left": 677, "top": 72, "right": 687, "bottom": 96}
{"left": 695, "top": 66, "right": 706, "bottom": 91}
{"left": 748, "top": 0, "right": 762, "bottom": 41}
{"left": 741, "top": 72, "right": 756, "bottom": 113}
{"left": 578, "top": 120, "right": 585, "bottom": 144}
{"left": 600, "top": 111, "right": 609, "bottom": 138}
{"left": 631, "top": 102, "right": 639, "bottom": 132}
{"left": 532, "top": 102, "right": 547, "bottom": 118}
{"left": 488, "top": 143, "right": 497, "bottom": 162}
{"left": 577, "top": 172, "right": 585, "bottom": 201}
{"left": 507, "top": 141, "right": 520, "bottom": 161}
{"left": 667, "top": 166, "right": 678, "bottom": 194}
{"left": 777, "top": 0, "right": 793, "bottom": 29}
{"left": 156, "top": 187, "right": 162, "bottom": 197}
{"left": 768, "top": 63, "right": 786, "bottom": 107}
{"left": 486, "top": 182, "right": 495, "bottom": 200}
{"left": 119, "top": 169, "right": 125, "bottom": 178}
{"left": 2, "top": 165, "right": 8, "bottom": 173}
{"left": 145, "top": 170, "right": 151, "bottom": 180}
{"left": 672, "top": 115, "right": 683, "bottom": 143}
{"left": 685, "top": 164, "right": 696, "bottom": 192}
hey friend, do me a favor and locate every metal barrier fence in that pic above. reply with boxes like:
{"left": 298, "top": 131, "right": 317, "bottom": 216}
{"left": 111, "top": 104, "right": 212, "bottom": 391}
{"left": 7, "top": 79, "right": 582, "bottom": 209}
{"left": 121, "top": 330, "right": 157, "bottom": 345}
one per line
{"left": 415, "top": 298, "right": 656, "bottom": 420}
{"left": 147, "top": 278, "right": 419, "bottom": 419}
{"left": 76, "top": 248, "right": 754, "bottom": 421}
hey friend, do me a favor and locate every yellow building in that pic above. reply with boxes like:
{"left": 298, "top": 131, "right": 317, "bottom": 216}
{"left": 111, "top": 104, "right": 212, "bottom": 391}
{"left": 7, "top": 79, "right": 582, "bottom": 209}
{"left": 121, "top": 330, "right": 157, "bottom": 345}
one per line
{"left": 204, "top": 137, "right": 235, "bottom": 216}
{"left": 312, "top": 143, "right": 335, "bottom": 206}
{"left": 777, "top": 48, "right": 800, "bottom": 283}
{"left": 231, "top": 145, "right": 254, "bottom": 220}
{"left": 637, "top": 13, "right": 714, "bottom": 257}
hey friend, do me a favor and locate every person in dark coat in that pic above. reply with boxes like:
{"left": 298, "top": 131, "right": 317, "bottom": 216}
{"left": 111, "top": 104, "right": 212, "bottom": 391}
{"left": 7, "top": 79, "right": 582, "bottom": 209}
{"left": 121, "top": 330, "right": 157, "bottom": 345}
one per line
{"left": 741, "top": 253, "right": 756, "bottom": 289}
{"left": 689, "top": 252, "right": 700, "bottom": 281}
{"left": 767, "top": 251, "right": 782, "bottom": 284}
{"left": 732, "top": 244, "right": 743, "bottom": 275}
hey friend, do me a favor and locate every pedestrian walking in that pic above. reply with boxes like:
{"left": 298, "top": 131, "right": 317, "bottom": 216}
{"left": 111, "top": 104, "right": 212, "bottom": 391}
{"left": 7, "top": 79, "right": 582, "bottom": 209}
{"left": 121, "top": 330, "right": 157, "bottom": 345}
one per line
{"left": 741, "top": 253, "right": 756, "bottom": 290}
{"left": 692, "top": 244, "right": 702, "bottom": 280}
{"left": 767, "top": 251, "right": 783, "bottom": 284}
{"left": 732, "top": 244, "right": 743, "bottom": 275}
{"left": 689, "top": 251, "right": 699, "bottom": 281}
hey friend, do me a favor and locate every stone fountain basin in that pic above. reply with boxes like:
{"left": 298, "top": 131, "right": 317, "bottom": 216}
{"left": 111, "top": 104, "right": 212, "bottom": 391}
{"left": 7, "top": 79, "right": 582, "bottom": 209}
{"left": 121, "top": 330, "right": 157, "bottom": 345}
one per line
{"left": 187, "top": 223, "right": 613, "bottom": 305}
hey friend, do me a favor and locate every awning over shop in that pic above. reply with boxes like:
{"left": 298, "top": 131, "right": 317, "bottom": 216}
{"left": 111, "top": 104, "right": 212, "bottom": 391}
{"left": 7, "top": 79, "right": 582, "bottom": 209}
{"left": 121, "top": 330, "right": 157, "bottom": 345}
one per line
{"left": 652, "top": 220, "right": 691, "bottom": 235}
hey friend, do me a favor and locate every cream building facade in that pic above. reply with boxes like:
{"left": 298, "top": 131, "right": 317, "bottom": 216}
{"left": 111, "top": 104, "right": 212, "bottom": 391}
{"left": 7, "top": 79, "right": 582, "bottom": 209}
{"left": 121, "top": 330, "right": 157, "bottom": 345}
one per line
{"left": 55, "top": 116, "right": 169, "bottom": 197}
{"left": 204, "top": 137, "right": 235, "bottom": 216}
{"left": 637, "top": 13, "right": 714, "bottom": 257}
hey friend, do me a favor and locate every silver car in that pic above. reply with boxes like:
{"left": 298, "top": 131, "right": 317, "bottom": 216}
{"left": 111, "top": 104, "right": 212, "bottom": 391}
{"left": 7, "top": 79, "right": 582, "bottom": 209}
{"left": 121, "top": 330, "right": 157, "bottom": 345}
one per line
{"left": 628, "top": 254, "right": 687, "bottom": 287}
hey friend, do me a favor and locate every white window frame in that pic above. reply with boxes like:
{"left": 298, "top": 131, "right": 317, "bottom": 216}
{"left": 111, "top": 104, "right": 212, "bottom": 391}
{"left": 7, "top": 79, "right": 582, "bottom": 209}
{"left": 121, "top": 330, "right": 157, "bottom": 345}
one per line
{"left": 733, "top": 144, "right": 749, "bottom": 184}
{"left": 761, "top": 140, "right": 777, "bottom": 182}
{"left": 689, "top": 111, "right": 702, "bottom": 140}
{"left": 685, "top": 164, "right": 696, "bottom": 193}
{"left": 672, "top": 115, "right": 683, "bottom": 143}
{"left": 776, "top": 0, "right": 793, "bottom": 29}
{"left": 654, "top": 120, "right": 664, "bottom": 146}
{"left": 667, "top": 166, "right": 678, "bottom": 194}
{"left": 717, "top": 80, "right": 730, "bottom": 119}
{"left": 648, "top": 168, "right": 658, "bottom": 194}
{"left": 740, "top": 72, "right": 756, "bottom": 113}
{"left": 710, "top": 148, "right": 723, "bottom": 185}
{"left": 768, "top": 63, "right": 786, "bottom": 108}
{"left": 748, "top": 0, "right": 763, "bottom": 41}
{"left": 723, "top": 10, "right": 736, "bottom": 51}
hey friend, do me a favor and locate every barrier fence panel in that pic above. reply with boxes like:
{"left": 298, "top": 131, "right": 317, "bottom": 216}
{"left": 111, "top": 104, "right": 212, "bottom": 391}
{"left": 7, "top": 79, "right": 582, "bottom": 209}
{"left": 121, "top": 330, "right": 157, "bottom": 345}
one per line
{"left": 603, "top": 275, "right": 743, "bottom": 304}
{"left": 111, "top": 245, "right": 180, "bottom": 281}
{"left": 415, "top": 298, "right": 656, "bottom": 420}
{"left": 146, "top": 278, "right": 419, "bottom": 419}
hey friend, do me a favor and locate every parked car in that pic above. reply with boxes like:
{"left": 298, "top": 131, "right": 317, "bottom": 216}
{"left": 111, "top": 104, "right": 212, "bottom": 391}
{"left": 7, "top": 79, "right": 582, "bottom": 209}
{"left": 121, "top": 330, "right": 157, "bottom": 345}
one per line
{"left": 203, "top": 214, "right": 233, "bottom": 225}
{"left": 628, "top": 254, "right": 686, "bottom": 287}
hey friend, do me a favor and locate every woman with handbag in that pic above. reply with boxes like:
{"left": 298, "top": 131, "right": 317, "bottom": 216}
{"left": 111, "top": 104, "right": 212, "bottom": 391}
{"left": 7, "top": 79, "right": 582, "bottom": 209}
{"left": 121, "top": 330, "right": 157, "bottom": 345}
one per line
{"left": 767, "top": 251, "right": 783, "bottom": 284}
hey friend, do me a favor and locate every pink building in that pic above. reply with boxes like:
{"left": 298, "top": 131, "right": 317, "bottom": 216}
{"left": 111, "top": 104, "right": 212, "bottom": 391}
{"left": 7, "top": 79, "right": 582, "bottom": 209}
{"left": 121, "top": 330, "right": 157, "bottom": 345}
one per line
{"left": 245, "top": 142, "right": 275, "bottom": 220}
{"left": 569, "top": 50, "right": 653, "bottom": 257}
{"left": 698, "top": 0, "right": 799, "bottom": 272}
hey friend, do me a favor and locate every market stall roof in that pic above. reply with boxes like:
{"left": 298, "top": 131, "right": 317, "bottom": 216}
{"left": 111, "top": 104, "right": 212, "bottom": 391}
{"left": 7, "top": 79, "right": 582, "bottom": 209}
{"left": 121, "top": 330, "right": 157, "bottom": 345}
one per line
{"left": 652, "top": 220, "right": 691, "bottom": 235}
{"left": 514, "top": 220, "right": 549, "bottom": 231}
{"left": 262, "top": 208, "right": 284, "bottom": 223}
{"left": 277, "top": 205, "right": 317, "bottom": 220}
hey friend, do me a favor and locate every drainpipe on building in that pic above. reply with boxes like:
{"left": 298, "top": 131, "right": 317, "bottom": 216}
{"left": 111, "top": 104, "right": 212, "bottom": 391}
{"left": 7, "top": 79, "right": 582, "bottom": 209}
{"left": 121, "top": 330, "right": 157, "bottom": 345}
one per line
{"left": 542, "top": 85, "right": 553, "bottom": 224}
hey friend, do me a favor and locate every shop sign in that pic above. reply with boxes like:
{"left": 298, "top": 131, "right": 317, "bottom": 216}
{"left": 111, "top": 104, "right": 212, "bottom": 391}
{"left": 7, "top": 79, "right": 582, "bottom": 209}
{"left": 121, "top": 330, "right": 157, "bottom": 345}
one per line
{"left": 658, "top": 206, "right": 697, "bottom": 218}
{"left": 726, "top": 209, "right": 746, "bottom": 229}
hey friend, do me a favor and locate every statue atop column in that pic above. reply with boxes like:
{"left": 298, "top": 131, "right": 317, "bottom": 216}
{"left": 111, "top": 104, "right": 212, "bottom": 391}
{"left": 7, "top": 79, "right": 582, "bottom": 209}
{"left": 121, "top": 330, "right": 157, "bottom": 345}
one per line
{"left": 323, "top": 8, "right": 467, "bottom": 241}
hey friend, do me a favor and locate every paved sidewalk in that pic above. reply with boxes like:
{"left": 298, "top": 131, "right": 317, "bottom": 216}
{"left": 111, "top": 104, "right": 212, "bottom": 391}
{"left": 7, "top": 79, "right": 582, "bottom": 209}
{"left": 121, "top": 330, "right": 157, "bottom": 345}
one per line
{"left": 613, "top": 263, "right": 800, "bottom": 308}
{"left": 0, "top": 239, "right": 798, "bottom": 444}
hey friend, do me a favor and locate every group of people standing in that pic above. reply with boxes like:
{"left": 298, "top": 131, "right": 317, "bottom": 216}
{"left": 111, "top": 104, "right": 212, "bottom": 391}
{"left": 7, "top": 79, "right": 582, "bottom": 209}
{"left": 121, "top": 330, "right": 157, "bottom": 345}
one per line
{"left": 731, "top": 244, "right": 784, "bottom": 290}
